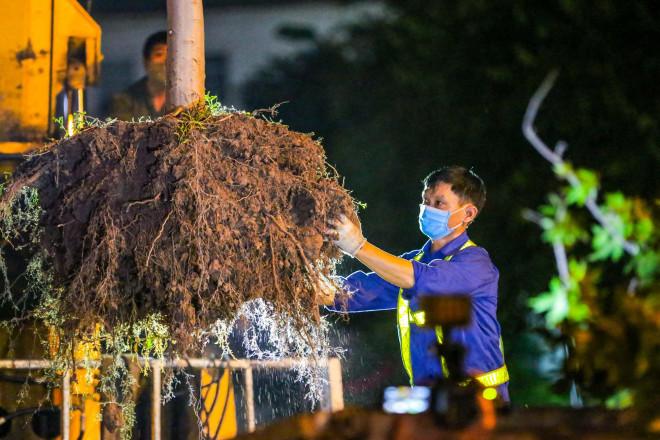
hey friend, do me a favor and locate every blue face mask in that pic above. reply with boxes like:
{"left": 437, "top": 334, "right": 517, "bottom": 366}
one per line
{"left": 418, "top": 204, "right": 467, "bottom": 240}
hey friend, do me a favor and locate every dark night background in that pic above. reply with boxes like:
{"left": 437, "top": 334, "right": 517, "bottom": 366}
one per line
{"left": 67, "top": 0, "right": 660, "bottom": 410}
{"left": 0, "top": 2, "right": 659, "bottom": 438}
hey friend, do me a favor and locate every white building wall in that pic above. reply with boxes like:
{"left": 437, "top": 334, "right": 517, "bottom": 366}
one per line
{"left": 89, "top": 2, "right": 384, "bottom": 117}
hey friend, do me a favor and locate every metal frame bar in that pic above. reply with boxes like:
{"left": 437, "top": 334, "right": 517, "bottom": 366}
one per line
{"left": 62, "top": 370, "right": 71, "bottom": 440}
{"left": 322, "top": 357, "right": 344, "bottom": 413}
{"left": 0, "top": 356, "right": 343, "bottom": 439}
{"left": 151, "top": 359, "right": 162, "bottom": 440}
{"left": 244, "top": 366, "right": 256, "bottom": 433}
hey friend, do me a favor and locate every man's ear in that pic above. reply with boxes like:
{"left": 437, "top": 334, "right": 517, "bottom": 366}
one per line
{"left": 465, "top": 205, "right": 478, "bottom": 225}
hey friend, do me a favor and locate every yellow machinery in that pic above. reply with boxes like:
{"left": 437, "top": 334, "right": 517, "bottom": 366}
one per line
{"left": 0, "top": 0, "right": 102, "bottom": 156}
{"left": 46, "top": 330, "right": 238, "bottom": 440}
{"left": 49, "top": 327, "right": 102, "bottom": 440}
{"left": 201, "top": 368, "right": 238, "bottom": 439}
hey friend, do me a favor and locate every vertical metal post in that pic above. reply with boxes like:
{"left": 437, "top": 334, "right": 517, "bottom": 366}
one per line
{"left": 321, "top": 358, "right": 344, "bottom": 412}
{"left": 151, "top": 359, "right": 162, "bottom": 440}
{"left": 328, "top": 357, "right": 344, "bottom": 412}
{"left": 244, "top": 367, "right": 255, "bottom": 432}
{"left": 62, "top": 370, "right": 71, "bottom": 440}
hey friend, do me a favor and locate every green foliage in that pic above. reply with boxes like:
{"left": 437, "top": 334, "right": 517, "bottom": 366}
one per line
{"left": 53, "top": 112, "right": 118, "bottom": 138}
{"left": 204, "top": 92, "right": 250, "bottom": 117}
{"left": 530, "top": 259, "right": 591, "bottom": 326}
{"left": 566, "top": 168, "right": 599, "bottom": 207}
{"left": 53, "top": 116, "right": 65, "bottom": 134}
{"left": 174, "top": 93, "right": 251, "bottom": 145}
{"left": 0, "top": 187, "right": 48, "bottom": 309}
{"left": 537, "top": 193, "right": 589, "bottom": 246}
{"left": 606, "top": 388, "right": 634, "bottom": 410}
{"left": 527, "top": 108, "right": 660, "bottom": 428}
{"left": 529, "top": 276, "right": 569, "bottom": 325}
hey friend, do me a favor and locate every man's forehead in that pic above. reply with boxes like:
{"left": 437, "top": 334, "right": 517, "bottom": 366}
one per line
{"left": 423, "top": 182, "right": 455, "bottom": 198}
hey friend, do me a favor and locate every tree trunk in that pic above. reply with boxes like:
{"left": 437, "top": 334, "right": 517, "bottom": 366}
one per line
{"left": 166, "top": 0, "right": 205, "bottom": 111}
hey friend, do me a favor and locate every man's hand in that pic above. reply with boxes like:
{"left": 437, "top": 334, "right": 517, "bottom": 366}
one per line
{"left": 328, "top": 214, "right": 367, "bottom": 257}
{"left": 328, "top": 214, "right": 415, "bottom": 289}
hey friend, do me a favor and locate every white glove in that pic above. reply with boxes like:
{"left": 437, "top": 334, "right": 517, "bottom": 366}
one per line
{"left": 330, "top": 214, "right": 367, "bottom": 257}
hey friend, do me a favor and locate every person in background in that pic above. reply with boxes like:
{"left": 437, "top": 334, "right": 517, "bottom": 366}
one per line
{"left": 324, "top": 166, "right": 510, "bottom": 405}
{"left": 109, "top": 31, "right": 167, "bottom": 121}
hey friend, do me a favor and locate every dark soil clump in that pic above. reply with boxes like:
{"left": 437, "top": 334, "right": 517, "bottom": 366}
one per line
{"left": 0, "top": 110, "right": 353, "bottom": 361}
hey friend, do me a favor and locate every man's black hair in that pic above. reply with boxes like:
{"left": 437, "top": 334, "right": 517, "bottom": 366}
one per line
{"left": 423, "top": 166, "right": 487, "bottom": 213}
{"left": 142, "top": 31, "right": 168, "bottom": 60}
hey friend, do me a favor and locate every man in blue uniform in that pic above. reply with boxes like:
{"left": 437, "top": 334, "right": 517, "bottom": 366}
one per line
{"left": 326, "top": 166, "right": 509, "bottom": 402}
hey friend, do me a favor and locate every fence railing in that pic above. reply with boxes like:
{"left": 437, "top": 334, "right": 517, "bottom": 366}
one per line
{"left": 0, "top": 356, "right": 344, "bottom": 439}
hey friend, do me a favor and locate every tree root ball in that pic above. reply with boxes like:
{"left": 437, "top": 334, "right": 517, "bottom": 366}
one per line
{"left": 1, "top": 111, "right": 354, "bottom": 356}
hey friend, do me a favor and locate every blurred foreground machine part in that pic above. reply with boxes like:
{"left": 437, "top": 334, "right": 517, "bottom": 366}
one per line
{"left": 0, "top": 0, "right": 102, "bottom": 158}
{"left": 233, "top": 406, "right": 647, "bottom": 440}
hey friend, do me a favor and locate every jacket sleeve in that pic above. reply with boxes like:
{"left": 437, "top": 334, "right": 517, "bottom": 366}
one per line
{"left": 328, "top": 249, "right": 421, "bottom": 312}
{"left": 406, "top": 247, "right": 497, "bottom": 298}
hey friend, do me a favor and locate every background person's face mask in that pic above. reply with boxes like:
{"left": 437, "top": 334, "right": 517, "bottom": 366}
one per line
{"left": 146, "top": 62, "right": 167, "bottom": 89}
{"left": 418, "top": 204, "right": 467, "bottom": 240}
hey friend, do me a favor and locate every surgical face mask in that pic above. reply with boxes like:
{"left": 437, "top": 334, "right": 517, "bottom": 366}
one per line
{"left": 146, "top": 62, "right": 167, "bottom": 88}
{"left": 418, "top": 204, "right": 467, "bottom": 240}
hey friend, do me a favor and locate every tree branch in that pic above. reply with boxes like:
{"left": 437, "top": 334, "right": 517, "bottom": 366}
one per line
{"left": 523, "top": 71, "right": 639, "bottom": 256}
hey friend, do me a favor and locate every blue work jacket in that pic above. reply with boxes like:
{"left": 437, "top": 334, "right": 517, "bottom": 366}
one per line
{"left": 329, "top": 232, "right": 509, "bottom": 402}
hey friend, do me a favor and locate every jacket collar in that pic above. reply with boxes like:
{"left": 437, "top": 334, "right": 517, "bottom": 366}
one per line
{"left": 421, "top": 231, "right": 470, "bottom": 260}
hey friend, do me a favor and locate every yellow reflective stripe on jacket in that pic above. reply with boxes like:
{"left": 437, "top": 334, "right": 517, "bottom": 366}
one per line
{"left": 475, "top": 364, "right": 509, "bottom": 387}
{"left": 397, "top": 240, "right": 509, "bottom": 387}
{"left": 406, "top": 296, "right": 449, "bottom": 379}
{"left": 397, "top": 251, "right": 425, "bottom": 382}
